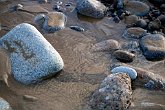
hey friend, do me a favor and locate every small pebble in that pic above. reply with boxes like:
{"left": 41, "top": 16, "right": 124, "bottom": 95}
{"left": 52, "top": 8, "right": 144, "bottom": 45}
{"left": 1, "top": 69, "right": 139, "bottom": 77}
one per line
{"left": 144, "top": 80, "right": 155, "bottom": 89}
{"left": 69, "top": 26, "right": 85, "bottom": 32}
{"left": 23, "top": 95, "right": 38, "bottom": 101}
{"left": 111, "top": 66, "right": 138, "bottom": 80}
{"left": 113, "top": 50, "right": 135, "bottom": 63}
{"left": 113, "top": 16, "right": 120, "bottom": 23}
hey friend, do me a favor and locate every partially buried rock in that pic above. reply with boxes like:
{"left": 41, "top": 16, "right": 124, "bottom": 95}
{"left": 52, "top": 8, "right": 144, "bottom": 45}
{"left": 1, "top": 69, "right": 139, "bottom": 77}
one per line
{"left": 92, "top": 39, "right": 120, "bottom": 52}
{"left": 76, "top": 0, "right": 107, "bottom": 19}
{"left": 34, "top": 12, "right": 67, "bottom": 33}
{"left": 113, "top": 50, "right": 135, "bottom": 63}
{"left": 123, "top": 27, "right": 147, "bottom": 39}
{"left": 89, "top": 73, "right": 132, "bottom": 110}
{"left": 0, "top": 97, "right": 13, "bottom": 110}
{"left": 125, "top": 1, "right": 150, "bottom": 17}
{"left": 136, "top": 19, "right": 148, "bottom": 29}
{"left": 0, "top": 23, "right": 64, "bottom": 85}
{"left": 140, "top": 34, "right": 165, "bottom": 61}
{"left": 111, "top": 66, "right": 137, "bottom": 80}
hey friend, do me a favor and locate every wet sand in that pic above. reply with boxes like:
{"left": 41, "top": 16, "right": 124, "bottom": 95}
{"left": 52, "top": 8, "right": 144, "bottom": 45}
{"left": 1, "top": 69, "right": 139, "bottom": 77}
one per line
{"left": 0, "top": 0, "right": 165, "bottom": 110}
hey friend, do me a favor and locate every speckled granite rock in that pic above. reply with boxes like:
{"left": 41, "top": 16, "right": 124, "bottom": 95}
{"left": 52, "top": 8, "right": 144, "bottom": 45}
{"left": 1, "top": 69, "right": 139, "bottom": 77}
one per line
{"left": 34, "top": 12, "right": 67, "bottom": 33}
{"left": 92, "top": 39, "right": 120, "bottom": 52}
{"left": 0, "top": 97, "right": 13, "bottom": 110}
{"left": 0, "top": 23, "right": 64, "bottom": 85}
{"left": 76, "top": 0, "right": 107, "bottom": 18}
{"left": 89, "top": 73, "right": 132, "bottom": 110}
{"left": 125, "top": 1, "right": 150, "bottom": 17}
{"left": 140, "top": 34, "right": 165, "bottom": 61}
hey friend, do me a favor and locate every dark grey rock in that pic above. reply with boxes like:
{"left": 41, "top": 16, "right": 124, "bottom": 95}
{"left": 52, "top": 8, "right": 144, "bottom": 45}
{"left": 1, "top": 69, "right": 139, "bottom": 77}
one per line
{"left": 76, "top": 0, "right": 107, "bottom": 19}
{"left": 113, "top": 50, "right": 135, "bottom": 63}
{"left": 140, "top": 34, "right": 165, "bottom": 61}
{"left": 89, "top": 73, "right": 132, "bottom": 110}
{"left": 0, "top": 23, "right": 64, "bottom": 85}
{"left": 136, "top": 19, "right": 148, "bottom": 29}
{"left": 148, "top": 19, "right": 161, "bottom": 31}
{"left": 69, "top": 26, "right": 85, "bottom": 32}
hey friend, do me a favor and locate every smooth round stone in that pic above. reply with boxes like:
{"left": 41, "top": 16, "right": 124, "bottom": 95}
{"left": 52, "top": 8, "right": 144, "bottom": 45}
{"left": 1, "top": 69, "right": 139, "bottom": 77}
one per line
{"left": 125, "top": 1, "right": 150, "bottom": 17}
{"left": 89, "top": 73, "right": 132, "bottom": 110}
{"left": 0, "top": 23, "right": 64, "bottom": 85}
{"left": 158, "top": 15, "right": 165, "bottom": 26}
{"left": 34, "top": 12, "right": 67, "bottom": 33}
{"left": 140, "top": 34, "right": 165, "bottom": 61}
{"left": 111, "top": 66, "right": 137, "bottom": 80}
{"left": 123, "top": 27, "right": 147, "bottom": 39}
{"left": 124, "top": 15, "right": 139, "bottom": 25}
{"left": 76, "top": 0, "right": 107, "bottom": 19}
{"left": 92, "top": 39, "right": 120, "bottom": 52}
{"left": 0, "top": 97, "right": 12, "bottom": 110}
{"left": 113, "top": 50, "right": 135, "bottom": 63}
{"left": 136, "top": 19, "right": 148, "bottom": 29}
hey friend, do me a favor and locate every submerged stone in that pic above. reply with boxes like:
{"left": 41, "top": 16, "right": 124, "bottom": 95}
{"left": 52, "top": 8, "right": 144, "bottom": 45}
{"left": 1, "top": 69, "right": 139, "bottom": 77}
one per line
{"left": 0, "top": 23, "right": 64, "bottom": 85}
{"left": 140, "top": 34, "right": 165, "bottom": 61}
{"left": 34, "top": 12, "right": 67, "bottom": 33}
{"left": 125, "top": 1, "right": 150, "bottom": 17}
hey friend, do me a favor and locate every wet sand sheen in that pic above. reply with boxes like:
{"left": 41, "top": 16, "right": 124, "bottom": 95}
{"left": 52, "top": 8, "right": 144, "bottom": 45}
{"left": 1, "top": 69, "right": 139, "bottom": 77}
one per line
{"left": 0, "top": 0, "right": 165, "bottom": 110}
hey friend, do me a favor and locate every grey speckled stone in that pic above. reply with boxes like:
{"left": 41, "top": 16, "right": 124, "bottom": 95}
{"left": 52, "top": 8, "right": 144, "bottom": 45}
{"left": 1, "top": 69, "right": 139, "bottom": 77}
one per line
{"left": 89, "top": 73, "right": 132, "bottom": 110}
{"left": 0, "top": 23, "right": 64, "bottom": 85}
{"left": 0, "top": 97, "right": 12, "bottom": 110}
{"left": 76, "top": 0, "right": 107, "bottom": 19}
{"left": 111, "top": 66, "right": 137, "bottom": 80}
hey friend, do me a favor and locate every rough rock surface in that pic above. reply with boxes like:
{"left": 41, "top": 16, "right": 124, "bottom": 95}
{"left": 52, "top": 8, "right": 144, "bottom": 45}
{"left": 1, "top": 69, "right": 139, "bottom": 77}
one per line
{"left": 140, "top": 34, "right": 165, "bottom": 61}
{"left": 125, "top": 1, "right": 150, "bottom": 17}
{"left": 76, "top": 0, "right": 107, "bottom": 18}
{"left": 0, "top": 23, "right": 64, "bottom": 85}
{"left": 89, "top": 73, "right": 132, "bottom": 110}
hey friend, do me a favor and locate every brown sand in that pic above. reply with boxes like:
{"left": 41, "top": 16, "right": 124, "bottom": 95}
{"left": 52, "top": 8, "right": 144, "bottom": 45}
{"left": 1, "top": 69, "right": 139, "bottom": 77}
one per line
{"left": 0, "top": 0, "right": 165, "bottom": 110}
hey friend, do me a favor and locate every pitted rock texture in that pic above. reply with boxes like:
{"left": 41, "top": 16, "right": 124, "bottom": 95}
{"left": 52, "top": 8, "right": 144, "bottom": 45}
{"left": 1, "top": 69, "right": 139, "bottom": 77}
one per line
{"left": 0, "top": 23, "right": 64, "bottom": 85}
{"left": 89, "top": 73, "right": 132, "bottom": 110}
